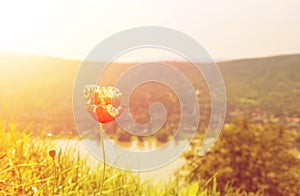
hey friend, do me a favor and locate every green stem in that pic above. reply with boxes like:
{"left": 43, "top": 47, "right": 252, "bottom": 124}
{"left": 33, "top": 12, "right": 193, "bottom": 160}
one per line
{"left": 99, "top": 123, "right": 106, "bottom": 196}
{"left": 52, "top": 158, "right": 56, "bottom": 196}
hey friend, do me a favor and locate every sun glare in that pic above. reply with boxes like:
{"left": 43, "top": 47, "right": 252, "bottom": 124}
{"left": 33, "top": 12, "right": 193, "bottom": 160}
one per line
{"left": 0, "top": 1, "right": 56, "bottom": 52}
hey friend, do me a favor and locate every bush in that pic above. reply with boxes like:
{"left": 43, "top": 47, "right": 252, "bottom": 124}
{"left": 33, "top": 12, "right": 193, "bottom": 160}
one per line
{"left": 156, "top": 130, "right": 169, "bottom": 143}
{"left": 1, "top": 120, "right": 272, "bottom": 195}
{"left": 116, "top": 129, "right": 131, "bottom": 142}
{"left": 178, "top": 118, "right": 300, "bottom": 195}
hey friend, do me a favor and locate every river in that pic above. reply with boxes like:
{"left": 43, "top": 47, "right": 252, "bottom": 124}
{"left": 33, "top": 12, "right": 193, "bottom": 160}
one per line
{"left": 54, "top": 139, "right": 187, "bottom": 183}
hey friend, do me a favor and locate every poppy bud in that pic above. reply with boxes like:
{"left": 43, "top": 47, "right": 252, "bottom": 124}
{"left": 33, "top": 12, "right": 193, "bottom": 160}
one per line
{"left": 49, "top": 149, "right": 56, "bottom": 159}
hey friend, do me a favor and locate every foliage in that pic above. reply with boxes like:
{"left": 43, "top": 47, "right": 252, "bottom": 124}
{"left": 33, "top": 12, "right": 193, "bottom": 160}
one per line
{"left": 0, "top": 120, "right": 266, "bottom": 195}
{"left": 116, "top": 129, "right": 131, "bottom": 142}
{"left": 1, "top": 52, "right": 300, "bottom": 137}
{"left": 219, "top": 54, "right": 300, "bottom": 116}
{"left": 156, "top": 130, "right": 169, "bottom": 143}
{"left": 178, "top": 118, "right": 300, "bottom": 196}
{"left": 0, "top": 122, "right": 182, "bottom": 195}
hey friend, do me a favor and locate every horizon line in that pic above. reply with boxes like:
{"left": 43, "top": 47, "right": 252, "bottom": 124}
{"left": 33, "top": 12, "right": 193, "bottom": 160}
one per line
{"left": 1, "top": 48, "right": 300, "bottom": 64}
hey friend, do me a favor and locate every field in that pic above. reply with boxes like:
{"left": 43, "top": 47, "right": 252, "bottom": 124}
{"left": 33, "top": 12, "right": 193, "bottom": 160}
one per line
{"left": 0, "top": 51, "right": 300, "bottom": 195}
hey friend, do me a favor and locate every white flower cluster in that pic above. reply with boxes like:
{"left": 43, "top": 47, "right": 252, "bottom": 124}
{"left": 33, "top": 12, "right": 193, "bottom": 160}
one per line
{"left": 84, "top": 85, "right": 123, "bottom": 117}
{"left": 105, "top": 104, "right": 123, "bottom": 117}
{"left": 84, "top": 85, "right": 121, "bottom": 103}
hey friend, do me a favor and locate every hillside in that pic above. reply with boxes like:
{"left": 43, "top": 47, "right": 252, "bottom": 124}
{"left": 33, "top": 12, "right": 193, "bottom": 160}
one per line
{"left": 219, "top": 54, "right": 300, "bottom": 117}
{"left": 0, "top": 51, "right": 299, "bottom": 135}
{"left": 0, "top": 51, "right": 80, "bottom": 134}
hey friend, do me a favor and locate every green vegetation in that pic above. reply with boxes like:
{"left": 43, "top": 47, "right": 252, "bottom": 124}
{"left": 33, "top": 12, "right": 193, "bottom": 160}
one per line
{"left": 1, "top": 51, "right": 300, "bottom": 195}
{"left": 116, "top": 129, "right": 132, "bottom": 142}
{"left": 2, "top": 120, "right": 297, "bottom": 195}
{"left": 1, "top": 52, "right": 300, "bottom": 137}
{"left": 0, "top": 121, "right": 256, "bottom": 195}
{"left": 178, "top": 119, "right": 300, "bottom": 195}
{"left": 219, "top": 54, "right": 300, "bottom": 117}
{"left": 156, "top": 131, "right": 169, "bottom": 143}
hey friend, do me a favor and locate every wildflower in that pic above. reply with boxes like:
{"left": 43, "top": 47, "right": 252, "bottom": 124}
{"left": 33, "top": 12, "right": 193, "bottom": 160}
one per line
{"left": 49, "top": 149, "right": 56, "bottom": 160}
{"left": 84, "top": 85, "right": 125, "bottom": 123}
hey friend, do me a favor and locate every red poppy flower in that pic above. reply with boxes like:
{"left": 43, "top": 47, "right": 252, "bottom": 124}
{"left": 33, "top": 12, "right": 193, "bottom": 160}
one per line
{"left": 84, "top": 85, "right": 125, "bottom": 123}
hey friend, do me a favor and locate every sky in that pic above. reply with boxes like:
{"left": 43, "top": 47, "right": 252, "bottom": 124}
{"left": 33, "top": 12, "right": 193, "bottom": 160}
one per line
{"left": 0, "top": 0, "right": 300, "bottom": 61}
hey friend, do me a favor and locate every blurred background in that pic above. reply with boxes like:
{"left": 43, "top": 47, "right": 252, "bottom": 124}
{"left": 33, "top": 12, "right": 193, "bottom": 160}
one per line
{"left": 0, "top": 0, "right": 299, "bottom": 195}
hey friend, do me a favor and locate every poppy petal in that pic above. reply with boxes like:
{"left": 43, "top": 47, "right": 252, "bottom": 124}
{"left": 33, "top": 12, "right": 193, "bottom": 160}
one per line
{"left": 95, "top": 106, "right": 116, "bottom": 123}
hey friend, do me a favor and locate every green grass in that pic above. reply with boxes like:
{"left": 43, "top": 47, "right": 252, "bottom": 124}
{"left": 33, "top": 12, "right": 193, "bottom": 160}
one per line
{"left": 0, "top": 121, "right": 261, "bottom": 195}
